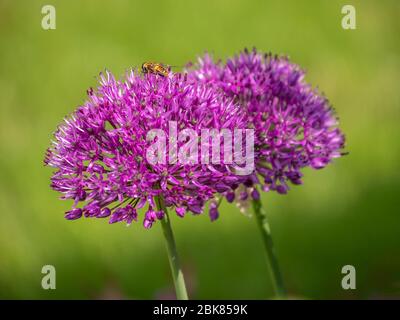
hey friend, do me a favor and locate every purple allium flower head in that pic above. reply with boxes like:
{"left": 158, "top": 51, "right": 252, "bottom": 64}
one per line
{"left": 188, "top": 48, "right": 346, "bottom": 195}
{"left": 45, "top": 70, "right": 248, "bottom": 227}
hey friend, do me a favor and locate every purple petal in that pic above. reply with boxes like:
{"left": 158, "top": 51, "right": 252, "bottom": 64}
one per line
{"left": 65, "top": 208, "right": 83, "bottom": 220}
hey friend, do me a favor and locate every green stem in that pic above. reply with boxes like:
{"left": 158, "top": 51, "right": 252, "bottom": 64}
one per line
{"left": 252, "top": 192, "right": 287, "bottom": 299}
{"left": 155, "top": 196, "right": 189, "bottom": 300}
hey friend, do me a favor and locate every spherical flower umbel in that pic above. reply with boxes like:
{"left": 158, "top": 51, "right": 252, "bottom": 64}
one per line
{"left": 44, "top": 70, "right": 248, "bottom": 227}
{"left": 188, "top": 48, "right": 346, "bottom": 197}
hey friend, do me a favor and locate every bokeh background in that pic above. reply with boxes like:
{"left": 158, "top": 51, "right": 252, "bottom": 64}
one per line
{"left": 0, "top": 0, "right": 399, "bottom": 299}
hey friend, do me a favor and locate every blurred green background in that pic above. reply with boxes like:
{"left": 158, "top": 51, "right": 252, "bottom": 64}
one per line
{"left": 0, "top": 0, "right": 399, "bottom": 299}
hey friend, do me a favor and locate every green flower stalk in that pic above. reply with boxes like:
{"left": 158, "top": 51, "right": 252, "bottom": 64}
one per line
{"left": 155, "top": 196, "right": 189, "bottom": 300}
{"left": 251, "top": 192, "right": 286, "bottom": 298}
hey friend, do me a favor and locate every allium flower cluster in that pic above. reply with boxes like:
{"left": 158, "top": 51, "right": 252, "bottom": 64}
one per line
{"left": 45, "top": 48, "right": 346, "bottom": 227}
{"left": 44, "top": 71, "right": 247, "bottom": 227}
{"left": 188, "top": 48, "right": 345, "bottom": 198}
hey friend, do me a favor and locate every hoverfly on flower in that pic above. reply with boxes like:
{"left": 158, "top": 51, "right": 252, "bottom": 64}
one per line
{"left": 141, "top": 62, "right": 171, "bottom": 77}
